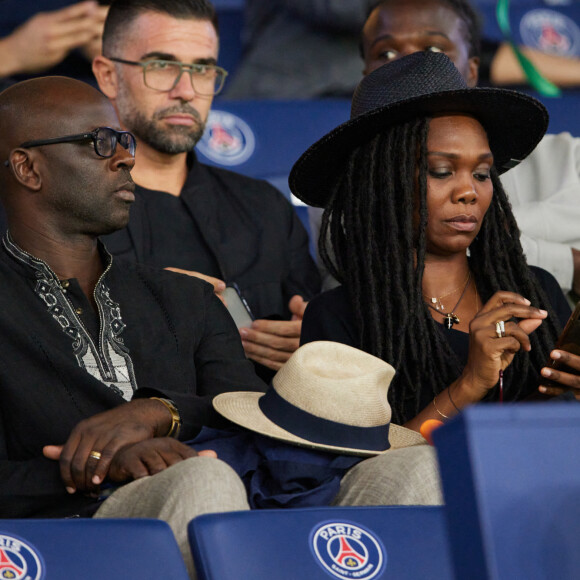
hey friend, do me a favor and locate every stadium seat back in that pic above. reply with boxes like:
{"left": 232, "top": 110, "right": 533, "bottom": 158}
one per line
{"left": 0, "top": 518, "right": 189, "bottom": 579}
{"left": 189, "top": 505, "right": 453, "bottom": 580}
{"left": 434, "top": 403, "right": 580, "bottom": 580}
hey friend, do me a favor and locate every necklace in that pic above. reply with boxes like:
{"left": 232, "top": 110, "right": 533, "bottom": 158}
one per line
{"left": 425, "top": 272, "right": 472, "bottom": 330}
{"left": 423, "top": 272, "right": 470, "bottom": 313}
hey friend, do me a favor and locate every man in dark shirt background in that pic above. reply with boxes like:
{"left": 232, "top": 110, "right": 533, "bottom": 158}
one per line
{"left": 92, "top": 0, "right": 321, "bottom": 381}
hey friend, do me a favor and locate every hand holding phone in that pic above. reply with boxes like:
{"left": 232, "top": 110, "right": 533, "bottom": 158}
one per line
{"left": 542, "top": 301, "right": 580, "bottom": 388}
{"left": 223, "top": 286, "right": 254, "bottom": 329}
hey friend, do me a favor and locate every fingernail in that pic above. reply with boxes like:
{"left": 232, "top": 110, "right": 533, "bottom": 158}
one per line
{"left": 539, "top": 309, "right": 548, "bottom": 316}
{"left": 66, "top": 486, "right": 76, "bottom": 494}
{"left": 523, "top": 298, "right": 531, "bottom": 305}
{"left": 539, "top": 386, "right": 547, "bottom": 393}
{"left": 551, "top": 350, "right": 561, "bottom": 359}
{"left": 92, "top": 475, "right": 101, "bottom": 485}
{"left": 217, "top": 282, "right": 226, "bottom": 291}
{"left": 239, "top": 328, "right": 247, "bottom": 337}
{"left": 541, "top": 368, "right": 552, "bottom": 377}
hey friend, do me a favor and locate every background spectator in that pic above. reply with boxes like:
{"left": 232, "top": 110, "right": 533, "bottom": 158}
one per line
{"left": 224, "top": 0, "right": 580, "bottom": 99}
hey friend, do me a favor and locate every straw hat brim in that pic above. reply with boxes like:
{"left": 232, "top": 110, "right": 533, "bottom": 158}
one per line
{"left": 213, "top": 391, "right": 426, "bottom": 457}
{"left": 289, "top": 88, "right": 549, "bottom": 207}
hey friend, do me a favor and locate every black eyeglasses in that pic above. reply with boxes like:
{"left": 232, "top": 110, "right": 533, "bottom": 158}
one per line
{"left": 108, "top": 57, "right": 228, "bottom": 96}
{"left": 4, "top": 127, "right": 136, "bottom": 167}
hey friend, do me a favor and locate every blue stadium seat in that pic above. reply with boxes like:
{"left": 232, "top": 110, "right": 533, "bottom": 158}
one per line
{"left": 0, "top": 518, "right": 189, "bottom": 579}
{"left": 473, "top": 0, "right": 580, "bottom": 54}
{"left": 195, "top": 99, "right": 350, "bottom": 202}
{"left": 433, "top": 403, "right": 580, "bottom": 580}
{"left": 195, "top": 99, "right": 350, "bottom": 240}
{"left": 189, "top": 505, "right": 453, "bottom": 580}
{"left": 523, "top": 89, "right": 580, "bottom": 136}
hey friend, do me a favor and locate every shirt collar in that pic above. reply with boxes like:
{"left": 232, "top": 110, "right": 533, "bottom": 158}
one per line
{"left": 2, "top": 230, "right": 113, "bottom": 282}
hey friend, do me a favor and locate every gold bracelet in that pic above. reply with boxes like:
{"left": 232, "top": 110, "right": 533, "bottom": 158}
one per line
{"left": 432, "top": 396, "right": 449, "bottom": 420}
{"left": 150, "top": 397, "right": 182, "bottom": 438}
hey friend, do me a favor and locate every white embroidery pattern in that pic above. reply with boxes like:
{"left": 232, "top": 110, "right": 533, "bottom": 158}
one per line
{"left": 4, "top": 235, "right": 137, "bottom": 400}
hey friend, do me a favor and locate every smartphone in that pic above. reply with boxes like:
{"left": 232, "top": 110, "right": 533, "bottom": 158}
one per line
{"left": 543, "top": 300, "right": 580, "bottom": 387}
{"left": 223, "top": 286, "right": 254, "bottom": 329}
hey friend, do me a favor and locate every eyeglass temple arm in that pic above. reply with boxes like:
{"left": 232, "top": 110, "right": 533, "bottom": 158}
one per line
{"left": 19, "top": 134, "right": 92, "bottom": 149}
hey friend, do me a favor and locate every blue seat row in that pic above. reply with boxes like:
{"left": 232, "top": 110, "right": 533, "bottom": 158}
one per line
{"left": 198, "top": 93, "right": 580, "bottom": 203}
{"left": 2, "top": 402, "right": 580, "bottom": 578}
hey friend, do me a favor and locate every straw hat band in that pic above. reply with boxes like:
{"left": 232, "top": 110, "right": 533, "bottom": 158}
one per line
{"left": 258, "top": 388, "right": 391, "bottom": 452}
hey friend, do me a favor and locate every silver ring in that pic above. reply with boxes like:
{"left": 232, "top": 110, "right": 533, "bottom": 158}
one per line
{"left": 89, "top": 450, "right": 102, "bottom": 461}
{"left": 495, "top": 320, "right": 506, "bottom": 339}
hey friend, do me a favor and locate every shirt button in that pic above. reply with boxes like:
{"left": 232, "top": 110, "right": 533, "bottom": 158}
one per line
{"left": 75, "top": 308, "right": 83, "bottom": 315}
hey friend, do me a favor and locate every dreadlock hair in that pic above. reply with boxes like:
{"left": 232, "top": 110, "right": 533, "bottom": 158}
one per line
{"left": 363, "top": 0, "right": 482, "bottom": 59}
{"left": 103, "top": 0, "right": 219, "bottom": 56}
{"left": 319, "top": 117, "right": 561, "bottom": 424}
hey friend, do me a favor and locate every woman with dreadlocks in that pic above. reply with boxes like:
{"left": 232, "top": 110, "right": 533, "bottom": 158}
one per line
{"left": 290, "top": 51, "right": 573, "bottom": 431}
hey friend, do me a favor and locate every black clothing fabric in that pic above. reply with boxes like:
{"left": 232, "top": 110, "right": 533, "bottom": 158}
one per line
{"left": 101, "top": 154, "right": 321, "bottom": 321}
{"left": 141, "top": 188, "right": 222, "bottom": 277}
{"left": 301, "top": 266, "right": 571, "bottom": 423}
{"left": 0, "top": 237, "right": 266, "bottom": 519}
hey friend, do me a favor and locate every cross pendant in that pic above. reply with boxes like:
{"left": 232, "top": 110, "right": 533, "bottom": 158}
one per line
{"left": 444, "top": 313, "right": 460, "bottom": 330}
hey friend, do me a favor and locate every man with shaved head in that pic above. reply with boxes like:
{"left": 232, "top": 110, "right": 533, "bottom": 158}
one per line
{"left": 0, "top": 76, "right": 261, "bottom": 576}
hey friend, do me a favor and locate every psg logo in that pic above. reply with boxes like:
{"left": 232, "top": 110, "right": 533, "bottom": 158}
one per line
{"left": 310, "top": 521, "right": 386, "bottom": 579}
{"left": 520, "top": 9, "right": 580, "bottom": 57}
{"left": 196, "top": 110, "right": 256, "bottom": 166}
{"left": 0, "top": 534, "right": 44, "bottom": 580}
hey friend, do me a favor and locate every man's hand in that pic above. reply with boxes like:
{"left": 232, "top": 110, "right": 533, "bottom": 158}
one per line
{"left": 0, "top": 2, "right": 107, "bottom": 76}
{"left": 45, "top": 439, "right": 218, "bottom": 487}
{"left": 42, "top": 399, "right": 174, "bottom": 495}
{"left": 239, "top": 295, "right": 307, "bottom": 371}
{"left": 164, "top": 267, "right": 226, "bottom": 304}
{"left": 107, "top": 439, "right": 217, "bottom": 482}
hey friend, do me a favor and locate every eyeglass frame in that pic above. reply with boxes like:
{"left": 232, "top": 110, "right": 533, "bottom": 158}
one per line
{"left": 107, "top": 57, "right": 228, "bottom": 95}
{"left": 3, "top": 127, "right": 136, "bottom": 167}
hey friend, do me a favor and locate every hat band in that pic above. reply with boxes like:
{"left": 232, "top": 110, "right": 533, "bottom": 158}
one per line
{"left": 258, "top": 388, "right": 391, "bottom": 452}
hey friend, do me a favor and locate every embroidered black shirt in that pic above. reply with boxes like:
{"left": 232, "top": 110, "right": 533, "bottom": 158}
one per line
{"left": 0, "top": 234, "right": 266, "bottom": 518}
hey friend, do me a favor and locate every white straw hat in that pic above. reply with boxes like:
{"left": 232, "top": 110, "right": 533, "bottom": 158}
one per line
{"left": 213, "top": 341, "right": 426, "bottom": 457}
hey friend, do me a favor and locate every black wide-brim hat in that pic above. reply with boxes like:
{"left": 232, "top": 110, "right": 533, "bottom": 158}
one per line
{"left": 289, "top": 51, "right": 549, "bottom": 207}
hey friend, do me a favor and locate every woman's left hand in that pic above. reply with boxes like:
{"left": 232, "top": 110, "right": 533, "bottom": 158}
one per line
{"left": 539, "top": 350, "right": 580, "bottom": 399}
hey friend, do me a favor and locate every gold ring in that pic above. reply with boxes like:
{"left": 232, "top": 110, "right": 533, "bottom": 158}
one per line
{"left": 89, "top": 450, "right": 102, "bottom": 461}
{"left": 495, "top": 320, "right": 506, "bottom": 339}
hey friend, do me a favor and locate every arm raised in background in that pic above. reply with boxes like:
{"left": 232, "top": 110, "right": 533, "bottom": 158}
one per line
{"left": 0, "top": 2, "right": 107, "bottom": 76}
{"left": 491, "top": 42, "right": 580, "bottom": 87}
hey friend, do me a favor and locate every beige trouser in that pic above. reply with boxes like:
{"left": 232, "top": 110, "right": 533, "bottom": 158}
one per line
{"left": 94, "top": 445, "right": 442, "bottom": 579}
{"left": 94, "top": 456, "right": 249, "bottom": 579}
{"left": 333, "top": 445, "right": 444, "bottom": 506}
